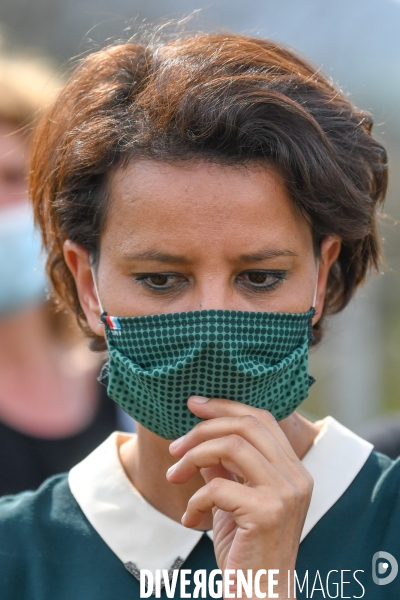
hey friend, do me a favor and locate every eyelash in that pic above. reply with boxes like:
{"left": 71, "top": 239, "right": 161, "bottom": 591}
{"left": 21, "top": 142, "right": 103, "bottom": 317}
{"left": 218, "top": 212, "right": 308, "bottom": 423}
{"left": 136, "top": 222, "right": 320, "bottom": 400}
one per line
{"left": 134, "top": 271, "right": 287, "bottom": 293}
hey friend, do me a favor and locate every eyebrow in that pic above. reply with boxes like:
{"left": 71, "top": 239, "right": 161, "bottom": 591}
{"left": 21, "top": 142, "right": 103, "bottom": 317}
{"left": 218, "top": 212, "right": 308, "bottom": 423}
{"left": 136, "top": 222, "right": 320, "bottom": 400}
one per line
{"left": 123, "top": 247, "right": 298, "bottom": 264}
{"left": 239, "top": 248, "right": 298, "bottom": 261}
{"left": 122, "top": 250, "right": 190, "bottom": 264}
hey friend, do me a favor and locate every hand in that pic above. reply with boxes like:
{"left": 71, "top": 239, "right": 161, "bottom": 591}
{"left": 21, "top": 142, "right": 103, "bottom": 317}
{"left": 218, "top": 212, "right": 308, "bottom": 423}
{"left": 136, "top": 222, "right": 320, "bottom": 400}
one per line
{"left": 167, "top": 397, "right": 314, "bottom": 599}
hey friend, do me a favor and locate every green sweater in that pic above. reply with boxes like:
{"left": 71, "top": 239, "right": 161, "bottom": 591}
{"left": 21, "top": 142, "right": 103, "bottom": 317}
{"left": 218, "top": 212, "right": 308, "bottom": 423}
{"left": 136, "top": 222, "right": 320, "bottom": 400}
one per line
{"left": 0, "top": 450, "right": 400, "bottom": 599}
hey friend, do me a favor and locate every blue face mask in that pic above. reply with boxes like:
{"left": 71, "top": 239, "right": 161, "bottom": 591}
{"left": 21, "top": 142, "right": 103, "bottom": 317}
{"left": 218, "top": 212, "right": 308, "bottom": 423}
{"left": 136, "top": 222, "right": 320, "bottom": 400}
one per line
{"left": 0, "top": 202, "right": 47, "bottom": 316}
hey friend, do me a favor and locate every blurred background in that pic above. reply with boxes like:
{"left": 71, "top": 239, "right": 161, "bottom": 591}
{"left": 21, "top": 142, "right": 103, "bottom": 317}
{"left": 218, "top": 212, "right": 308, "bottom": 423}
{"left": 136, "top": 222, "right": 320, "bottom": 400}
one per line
{"left": 1, "top": 0, "right": 400, "bottom": 476}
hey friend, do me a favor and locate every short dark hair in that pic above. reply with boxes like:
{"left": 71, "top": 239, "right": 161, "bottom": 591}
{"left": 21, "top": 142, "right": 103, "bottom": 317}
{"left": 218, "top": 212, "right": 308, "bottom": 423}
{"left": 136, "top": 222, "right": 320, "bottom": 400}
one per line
{"left": 30, "top": 32, "right": 388, "bottom": 345}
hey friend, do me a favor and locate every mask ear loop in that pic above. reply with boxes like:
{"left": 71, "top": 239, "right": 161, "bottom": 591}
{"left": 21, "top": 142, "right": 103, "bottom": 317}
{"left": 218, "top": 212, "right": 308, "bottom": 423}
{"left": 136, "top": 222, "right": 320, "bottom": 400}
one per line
{"left": 312, "top": 260, "right": 319, "bottom": 310}
{"left": 90, "top": 263, "right": 111, "bottom": 384}
{"left": 308, "top": 261, "right": 319, "bottom": 346}
{"left": 90, "top": 261, "right": 106, "bottom": 317}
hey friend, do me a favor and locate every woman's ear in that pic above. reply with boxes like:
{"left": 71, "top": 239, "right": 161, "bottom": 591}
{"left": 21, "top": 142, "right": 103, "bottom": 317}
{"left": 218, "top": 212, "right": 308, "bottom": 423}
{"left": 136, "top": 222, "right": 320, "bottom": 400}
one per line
{"left": 63, "top": 240, "right": 104, "bottom": 337}
{"left": 313, "top": 235, "right": 342, "bottom": 325}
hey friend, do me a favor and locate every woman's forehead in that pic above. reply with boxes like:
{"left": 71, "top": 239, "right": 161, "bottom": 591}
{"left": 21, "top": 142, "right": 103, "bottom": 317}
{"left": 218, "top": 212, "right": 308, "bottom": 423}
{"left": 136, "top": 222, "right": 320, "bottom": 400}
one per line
{"left": 104, "top": 159, "right": 313, "bottom": 253}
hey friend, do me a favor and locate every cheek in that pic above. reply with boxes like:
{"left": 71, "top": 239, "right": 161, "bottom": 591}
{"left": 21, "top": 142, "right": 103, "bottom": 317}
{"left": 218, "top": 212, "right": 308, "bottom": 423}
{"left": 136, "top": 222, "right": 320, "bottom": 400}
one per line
{"left": 277, "top": 270, "right": 318, "bottom": 313}
{"left": 96, "top": 259, "right": 146, "bottom": 317}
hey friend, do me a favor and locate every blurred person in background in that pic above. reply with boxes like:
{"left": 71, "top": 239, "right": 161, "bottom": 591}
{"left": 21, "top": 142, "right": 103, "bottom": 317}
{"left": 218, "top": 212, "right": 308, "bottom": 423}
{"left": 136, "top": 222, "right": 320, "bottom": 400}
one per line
{"left": 0, "top": 51, "right": 134, "bottom": 496}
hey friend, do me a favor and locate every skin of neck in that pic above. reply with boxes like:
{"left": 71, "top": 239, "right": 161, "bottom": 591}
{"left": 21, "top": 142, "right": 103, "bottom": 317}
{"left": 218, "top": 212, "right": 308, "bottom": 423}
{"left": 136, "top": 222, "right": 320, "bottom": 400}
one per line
{"left": 119, "top": 411, "right": 321, "bottom": 530}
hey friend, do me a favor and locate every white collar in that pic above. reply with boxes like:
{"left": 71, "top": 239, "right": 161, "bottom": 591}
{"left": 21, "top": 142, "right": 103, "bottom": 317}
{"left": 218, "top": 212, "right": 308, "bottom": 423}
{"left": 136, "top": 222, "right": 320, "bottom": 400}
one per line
{"left": 300, "top": 415, "right": 373, "bottom": 541}
{"left": 69, "top": 416, "right": 373, "bottom": 575}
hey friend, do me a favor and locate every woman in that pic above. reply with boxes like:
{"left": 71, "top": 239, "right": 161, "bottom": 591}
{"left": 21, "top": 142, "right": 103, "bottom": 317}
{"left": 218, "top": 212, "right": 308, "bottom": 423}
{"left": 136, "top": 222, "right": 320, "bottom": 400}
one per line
{"left": 0, "top": 32, "right": 396, "bottom": 599}
{"left": 0, "top": 52, "right": 134, "bottom": 496}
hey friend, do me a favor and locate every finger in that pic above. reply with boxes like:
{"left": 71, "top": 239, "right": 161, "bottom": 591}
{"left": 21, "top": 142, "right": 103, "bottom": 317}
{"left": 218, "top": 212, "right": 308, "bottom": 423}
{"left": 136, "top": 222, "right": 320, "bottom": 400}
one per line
{"left": 182, "top": 477, "right": 250, "bottom": 528}
{"left": 183, "top": 474, "right": 313, "bottom": 530}
{"left": 170, "top": 415, "right": 292, "bottom": 473}
{"left": 182, "top": 478, "right": 279, "bottom": 530}
{"left": 166, "top": 435, "right": 279, "bottom": 486}
{"left": 200, "top": 464, "right": 238, "bottom": 484}
{"left": 187, "top": 396, "right": 298, "bottom": 460}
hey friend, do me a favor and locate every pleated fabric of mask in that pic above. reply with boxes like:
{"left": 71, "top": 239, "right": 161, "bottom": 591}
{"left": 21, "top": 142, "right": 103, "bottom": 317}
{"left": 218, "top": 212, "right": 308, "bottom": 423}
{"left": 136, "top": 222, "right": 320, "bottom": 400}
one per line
{"left": 99, "top": 308, "right": 316, "bottom": 440}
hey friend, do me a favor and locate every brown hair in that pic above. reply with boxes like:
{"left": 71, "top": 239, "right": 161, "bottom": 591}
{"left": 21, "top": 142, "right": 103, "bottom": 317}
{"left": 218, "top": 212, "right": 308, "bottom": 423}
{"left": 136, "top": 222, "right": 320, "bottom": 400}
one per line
{"left": 30, "top": 32, "right": 388, "bottom": 345}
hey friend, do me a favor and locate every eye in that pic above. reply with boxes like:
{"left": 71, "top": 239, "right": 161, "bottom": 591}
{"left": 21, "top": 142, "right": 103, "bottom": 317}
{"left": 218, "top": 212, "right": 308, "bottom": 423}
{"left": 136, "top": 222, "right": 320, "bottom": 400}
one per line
{"left": 236, "top": 270, "right": 287, "bottom": 290}
{"left": 135, "top": 273, "right": 187, "bottom": 291}
{"left": 145, "top": 274, "right": 170, "bottom": 286}
{"left": 3, "top": 167, "right": 26, "bottom": 186}
{"left": 247, "top": 272, "right": 272, "bottom": 285}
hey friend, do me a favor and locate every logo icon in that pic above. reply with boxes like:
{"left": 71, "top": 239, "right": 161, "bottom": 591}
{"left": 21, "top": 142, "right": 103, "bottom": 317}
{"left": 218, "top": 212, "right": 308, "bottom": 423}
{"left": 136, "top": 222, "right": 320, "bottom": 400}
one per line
{"left": 372, "top": 551, "right": 398, "bottom": 585}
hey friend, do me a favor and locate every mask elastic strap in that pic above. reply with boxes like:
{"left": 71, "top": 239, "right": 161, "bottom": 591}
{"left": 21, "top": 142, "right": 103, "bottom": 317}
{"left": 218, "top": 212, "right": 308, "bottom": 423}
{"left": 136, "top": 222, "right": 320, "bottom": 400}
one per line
{"left": 90, "top": 263, "right": 105, "bottom": 316}
{"left": 312, "top": 261, "right": 319, "bottom": 309}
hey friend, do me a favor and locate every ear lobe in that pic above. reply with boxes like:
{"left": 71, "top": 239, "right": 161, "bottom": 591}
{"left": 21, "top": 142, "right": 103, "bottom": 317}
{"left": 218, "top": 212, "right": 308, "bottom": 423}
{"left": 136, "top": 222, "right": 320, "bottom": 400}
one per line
{"left": 63, "top": 240, "right": 104, "bottom": 337}
{"left": 312, "top": 236, "right": 341, "bottom": 325}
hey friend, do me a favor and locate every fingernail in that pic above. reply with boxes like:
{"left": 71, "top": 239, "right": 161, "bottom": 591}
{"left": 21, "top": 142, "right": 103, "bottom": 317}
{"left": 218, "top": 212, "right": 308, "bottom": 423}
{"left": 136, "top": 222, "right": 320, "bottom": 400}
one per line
{"left": 170, "top": 435, "right": 185, "bottom": 451}
{"left": 167, "top": 463, "right": 178, "bottom": 477}
{"left": 181, "top": 511, "right": 187, "bottom": 524}
{"left": 190, "top": 395, "right": 210, "bottom": 403}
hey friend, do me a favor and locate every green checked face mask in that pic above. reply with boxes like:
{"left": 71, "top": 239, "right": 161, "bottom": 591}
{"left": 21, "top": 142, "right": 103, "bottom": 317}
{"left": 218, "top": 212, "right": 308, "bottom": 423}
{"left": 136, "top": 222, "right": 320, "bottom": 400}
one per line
{"left": 93, "top": 271, "right": 317, "bottom": 440}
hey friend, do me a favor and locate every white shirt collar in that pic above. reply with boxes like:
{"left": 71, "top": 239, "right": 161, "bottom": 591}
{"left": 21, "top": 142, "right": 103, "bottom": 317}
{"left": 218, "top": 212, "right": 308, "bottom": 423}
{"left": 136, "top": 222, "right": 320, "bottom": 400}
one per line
{"left": 69, "top": 416, "right": 373, "bottom": 575}
{"left": 69, "top": 431, "right": 209, "bottom": 576}
{"left": 300, "top": 416, "right": 373, "bottom": 541}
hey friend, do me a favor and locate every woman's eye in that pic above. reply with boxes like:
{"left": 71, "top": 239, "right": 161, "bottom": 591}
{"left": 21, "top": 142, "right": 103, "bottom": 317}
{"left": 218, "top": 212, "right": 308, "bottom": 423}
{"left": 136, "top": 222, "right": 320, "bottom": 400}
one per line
{"left": 146, "top": 274, "right": 170, "bottom": 286}
{"left": 247, "top": 272, "right": 271, "bottom": 285}
{"left": 135, "top": 273, "right": 187, "bottom": 290}
{"left": 237, "top": 270, "right": 287, "bottom": 289}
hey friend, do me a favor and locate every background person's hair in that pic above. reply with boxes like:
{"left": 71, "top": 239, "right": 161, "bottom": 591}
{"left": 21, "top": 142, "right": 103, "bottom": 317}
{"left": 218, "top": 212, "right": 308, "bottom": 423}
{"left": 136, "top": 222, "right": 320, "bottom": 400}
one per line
{"left": 0, "top": 51, "right": 59, "bottom": 128}
{"left": 30, "top": 32, "right": 388, "bottom": 347}
{"left": 0, "top": 47, "right": 78, "bottom": 340}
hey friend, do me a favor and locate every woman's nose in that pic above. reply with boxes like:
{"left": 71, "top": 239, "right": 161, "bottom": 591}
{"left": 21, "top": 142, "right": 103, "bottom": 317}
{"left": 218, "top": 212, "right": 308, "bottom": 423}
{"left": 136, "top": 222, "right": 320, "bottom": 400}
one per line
{"left": 192, "top": 280, "right": 240, "bottom": 312}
